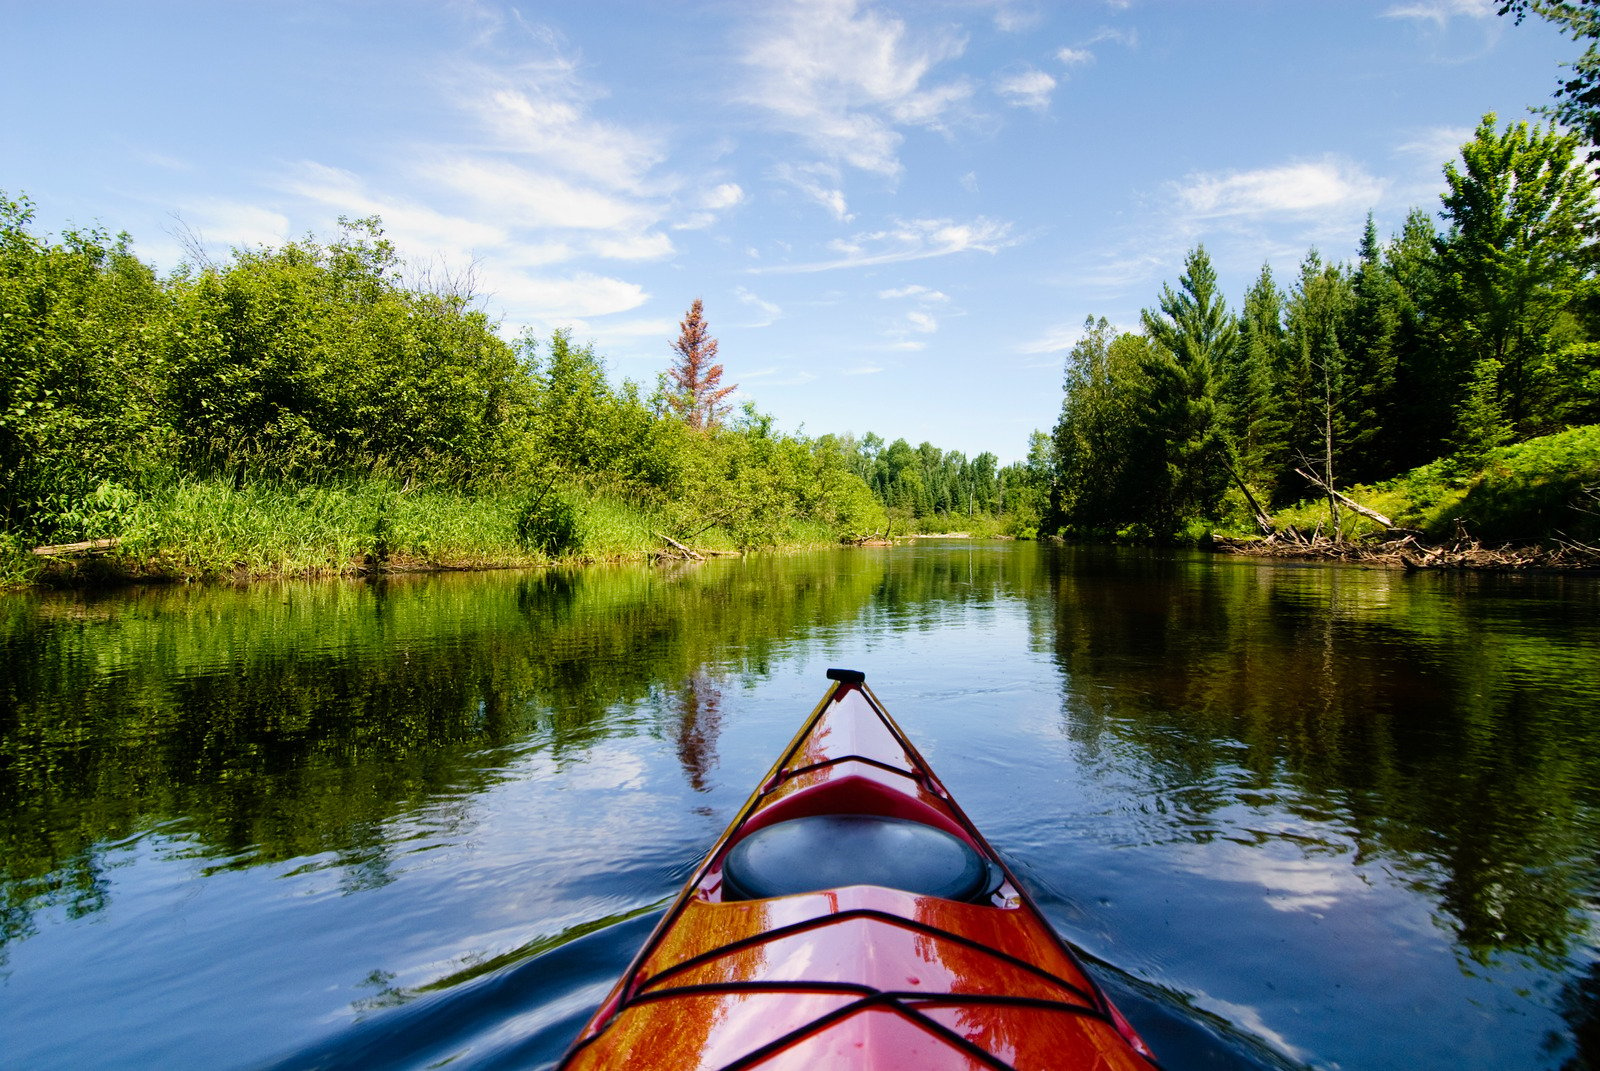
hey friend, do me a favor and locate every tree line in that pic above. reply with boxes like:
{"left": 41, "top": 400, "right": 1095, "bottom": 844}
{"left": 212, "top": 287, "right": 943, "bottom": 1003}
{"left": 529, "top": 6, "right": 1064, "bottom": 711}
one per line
{"left": 0, "top": 203, "right": 913, "bottom": 555}
{"left": 1047, "top": 113, "right": 1600, "bottom": 539}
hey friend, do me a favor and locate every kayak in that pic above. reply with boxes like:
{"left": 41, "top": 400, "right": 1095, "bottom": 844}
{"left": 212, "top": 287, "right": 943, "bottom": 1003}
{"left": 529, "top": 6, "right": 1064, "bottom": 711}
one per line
{"left": 559, "top": 669, "right": 1160, "bottom": 1070}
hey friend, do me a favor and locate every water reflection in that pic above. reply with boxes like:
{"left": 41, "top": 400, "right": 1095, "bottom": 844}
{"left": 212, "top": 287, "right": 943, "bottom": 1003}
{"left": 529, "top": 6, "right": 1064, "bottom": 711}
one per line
{"left": 1043, "top": 549, "right": 1600, "bottom": 968}
{"left": 0, "top": 546, "right": 1597, "bottom": 1070}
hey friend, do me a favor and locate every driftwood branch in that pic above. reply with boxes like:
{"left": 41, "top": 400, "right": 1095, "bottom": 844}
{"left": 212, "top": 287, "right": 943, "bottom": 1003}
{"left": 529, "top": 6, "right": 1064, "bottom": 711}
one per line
{"left": 653, "top": 532, "right": 704, "bottom": 561}
{"left": 1225, "top": 461, "right": 1274, "bottom": 536}
{"left": 31, "top": 537, "right": 122, "bottom": 557}
{"left": 1294, "top": 467, "right": 1395, "bottom": 529}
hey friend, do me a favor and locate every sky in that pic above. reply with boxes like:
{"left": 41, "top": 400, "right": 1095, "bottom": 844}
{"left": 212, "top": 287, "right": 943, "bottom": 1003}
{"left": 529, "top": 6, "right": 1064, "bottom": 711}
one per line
{"left": 1, "top": 0, "right": 1581, "bottom": 462}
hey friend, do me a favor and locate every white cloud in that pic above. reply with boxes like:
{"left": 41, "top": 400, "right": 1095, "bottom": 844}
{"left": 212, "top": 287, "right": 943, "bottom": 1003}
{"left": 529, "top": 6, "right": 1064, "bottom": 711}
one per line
{"left": 480, "top": 268, "right": 649, "bottom": 318}
{"left": 742, "top": 366, "right": 818, "bottom": 386}
{"left": 587, "top": 231, "right": 674, "bottom": 261}
{"left": 905, "top": 309, "right": 939, "bottom": 333}
{"left": 175, "top": 198, "right": 290, "bottom": 251}
{"left": 773, "top": 163, "right": 854, "bottom": 221}
{"left": 842, "top": 363, "right": 885, "bottom": 375}
{"left": 735, "top": 285, "right": 783, "bottom": 327}
{"left": 994, "top": 67, "right": 1056, "bottom": 110}
{"left": 755, "top": 216, "right": 1016, "bottom": 273}
{"left": 878, "top": 284, "right": 950, "bottom": 302}
{"left": 1175, "top": 158, "right": 1385, "bottom": 219}
{"left": 1018, "top": 316, "right": 1141, "bottom": 356}
{"left": 421, "top": 156, "right": 656, "bottom": 232}
{"left": 676, "top": 183, "right": 747, "bottom": 229}
{"left": 1395, "top": 125, "right": 1471, "bottom": 168}
{"left": 460, "top": 78, "right": 664, "bottom": 194}
{"left": 703, "top": 183, "right": 745, "bottom": 210}
{"left": 1057, "top": 46, "right": 1094, "bottom": 66}
{"left": 1017, "top": 323, "right": 1088, "bottom": 356}
{"left": 740, "top": 0, "right": 972, "bottom": 176}
{"left": 1382, "top": 0, "right": 1495, "bottom": 25}
{"left": 279, "top": 162, "right": 505, "bottom": 258}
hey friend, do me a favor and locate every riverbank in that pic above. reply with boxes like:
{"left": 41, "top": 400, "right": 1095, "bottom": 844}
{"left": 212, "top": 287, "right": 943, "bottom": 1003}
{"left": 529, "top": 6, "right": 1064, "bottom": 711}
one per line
{"left": 1211, "top": 529, "right": 1600, "bottom": 571}
{"left": 0, "top": 474, "right": 856, "bottom": 591}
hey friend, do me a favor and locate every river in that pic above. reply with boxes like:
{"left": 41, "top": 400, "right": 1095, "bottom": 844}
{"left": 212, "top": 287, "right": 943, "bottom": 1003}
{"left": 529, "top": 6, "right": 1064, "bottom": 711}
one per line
{"left": 2, "top": 543, "right": 1597, "bottom": 1069}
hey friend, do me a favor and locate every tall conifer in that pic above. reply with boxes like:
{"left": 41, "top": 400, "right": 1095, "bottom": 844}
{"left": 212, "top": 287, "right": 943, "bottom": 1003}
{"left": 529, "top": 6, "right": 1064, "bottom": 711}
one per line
{"left": 666, "top": 299, "right": 736, "bottom": 430}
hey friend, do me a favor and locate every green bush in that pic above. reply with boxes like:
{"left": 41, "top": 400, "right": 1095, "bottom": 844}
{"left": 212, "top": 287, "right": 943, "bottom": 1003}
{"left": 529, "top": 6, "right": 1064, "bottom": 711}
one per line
{"left": 517, "top": 490, "right": 584, "bottom": 557}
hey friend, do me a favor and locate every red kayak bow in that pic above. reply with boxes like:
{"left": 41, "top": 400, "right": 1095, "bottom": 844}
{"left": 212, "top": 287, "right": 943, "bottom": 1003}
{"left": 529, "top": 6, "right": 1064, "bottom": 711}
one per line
{"left": 560, "top": 669, "right": 1159, "bottom": 1070}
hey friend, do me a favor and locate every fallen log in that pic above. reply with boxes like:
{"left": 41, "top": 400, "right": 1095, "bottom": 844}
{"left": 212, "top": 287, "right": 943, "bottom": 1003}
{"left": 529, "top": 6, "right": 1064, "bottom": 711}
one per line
{"left": 1293, "top": 467, "right": 1395, "bottom": 529}
{"left": 31, "top": 537, "right": 122, "bottom": 557}
{"left": 653, "top": 532, "right": 704, "bottom": 561}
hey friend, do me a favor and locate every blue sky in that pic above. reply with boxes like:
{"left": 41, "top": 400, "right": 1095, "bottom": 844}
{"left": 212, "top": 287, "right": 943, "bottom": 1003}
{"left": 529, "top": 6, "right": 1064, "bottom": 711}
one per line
{"left": 2, "top": 0, "right": 1578, "bottom": 461}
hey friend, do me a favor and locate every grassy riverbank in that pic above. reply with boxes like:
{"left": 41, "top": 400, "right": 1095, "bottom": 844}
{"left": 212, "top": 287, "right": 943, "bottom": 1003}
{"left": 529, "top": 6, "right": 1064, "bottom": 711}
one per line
{"left": 1265, "top": 425, "right": 1600, "bottom": 544}
{"left": 0, "top": 474, "right": 853, "bottom": 589}
{"left": 1204, "top": 425, "right": 1600, "bottom": 568}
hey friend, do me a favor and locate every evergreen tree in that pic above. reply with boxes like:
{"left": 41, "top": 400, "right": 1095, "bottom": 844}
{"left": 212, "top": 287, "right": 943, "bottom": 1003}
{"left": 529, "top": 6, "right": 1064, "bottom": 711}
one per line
{"left": 1232, "top": 263, "right": 1288, "bottom": 488}
{"left": 1281, "top": 252, "right": 1355, "bottom": 509}
{"left": 1344, "top": 214, "right": 1404, "bottom": 481}
{"left": 666, "top": 299, "right": 737, "bottom": 430}
{"left": 1385, "top": 208, "right": 1452, "bottom": 471}
{"left": 1137, "top": 246, "right": 1238, "bottom": 532}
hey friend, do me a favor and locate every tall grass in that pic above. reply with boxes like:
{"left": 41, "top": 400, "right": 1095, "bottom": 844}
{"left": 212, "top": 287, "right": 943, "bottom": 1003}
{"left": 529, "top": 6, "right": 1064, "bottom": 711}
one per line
{"left": 6, "top": 475, "right": 731, "bottom": 588}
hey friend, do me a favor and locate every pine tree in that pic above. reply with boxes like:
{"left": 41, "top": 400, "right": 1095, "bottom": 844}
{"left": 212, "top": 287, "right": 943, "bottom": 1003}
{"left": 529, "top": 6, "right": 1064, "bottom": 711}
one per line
{"left": 1232, "top": 263, "right": 1288, "bottom": 488}
{"left": 666, "top": 299, "right": 736, "bottom": 430}
{"left": 1137, "top": 246, "right": 1238, "bottom": 532}
{"left": 1344, "top": 214, "right": 1402, "bottom": 482}
{"left": 1385, "top": 209, "right": 1451, "bottom": 472}
{"left": 1282, "top": 252, "right": 1355, "bottom": 511}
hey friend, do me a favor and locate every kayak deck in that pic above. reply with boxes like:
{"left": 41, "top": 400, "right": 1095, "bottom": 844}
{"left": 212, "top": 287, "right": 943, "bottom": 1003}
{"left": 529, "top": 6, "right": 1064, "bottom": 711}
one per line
{"left": 560, "top": 674, "right": 1157, "bottom": 1070}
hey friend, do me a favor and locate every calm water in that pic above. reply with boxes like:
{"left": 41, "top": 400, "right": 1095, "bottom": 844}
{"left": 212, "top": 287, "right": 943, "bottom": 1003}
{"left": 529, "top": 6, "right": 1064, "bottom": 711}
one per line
{"left": 3, "top": 544, "right": 1599, "bottom": 1070}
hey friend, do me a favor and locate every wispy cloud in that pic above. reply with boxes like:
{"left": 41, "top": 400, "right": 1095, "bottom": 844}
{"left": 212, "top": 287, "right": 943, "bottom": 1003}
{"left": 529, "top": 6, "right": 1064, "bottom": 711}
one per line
{"left": 878, "top": 284, "right": 950, "bottom": 302}
{"left": 1174, "top": 158, "right": 1385, "bottom": 219}
{"left": 1017, "top": 322, "right": 1087, "bottom": 356}
{"left": 735, "top": 285, "right": 784, "bottom": 327}
{"left": 994, "top": 66, "right": 1056, "bottom": 110}
{"left": 739, "top": 0, "right": 972, "bottom": 176}
{"left": 1382, "top": 0, "right": 1495, "bottom": 26}
{"left": 773, "top": 163, "right": 854, "bottom": 221}
{"left": 754, "top": 216, "right": 1016, "bottom": 273}
{"left": 279, "top": 162, "right": 506, "bottom": 258}
{"left": 172, "top": 198, "right": 290, "bottom": 251}
{"left": 479, "top": 267, "right": 649, "bottom": 319}
{"left": 1395, "top": 125, "right": 1471, "bottom": 168}
{"left": 453, "top": 67, "right": 664, "bottom": 194}
{"left": 421, "top": 156, "right": 658, "bottom": 232}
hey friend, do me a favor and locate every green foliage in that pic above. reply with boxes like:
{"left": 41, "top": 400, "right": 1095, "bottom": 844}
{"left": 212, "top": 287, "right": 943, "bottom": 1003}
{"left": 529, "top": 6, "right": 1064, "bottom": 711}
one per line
{"left": 166, "top": 218, "right": 530, "bottom": 483}
{"left": 1044, "top": 116, "right": 1600, "bottom": 544}
{"left": 517, "top": 489, "right": 585, "bottom": 557}
{"left": 1271, "top": 424, "right": 1600, "bottom": 543}
{"left": 1052, "top": 319, "right": 1157, "bottom": 534}
{"left": 1437, "top": 113, "right": 1598, "bottom": 447}
{"left": 0, "top": 192, "right": 170, "bottom": 536}
{"left": 1135, "top": 246, "right": 1238, "bottom": 533}
{"left": 1, "top": 202, "right": 895, "bottom": 579}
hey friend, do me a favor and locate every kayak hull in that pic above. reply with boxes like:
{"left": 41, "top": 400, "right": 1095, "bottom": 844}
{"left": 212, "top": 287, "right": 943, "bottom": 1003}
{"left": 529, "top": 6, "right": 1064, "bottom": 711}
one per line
{"left": 560, "top": 675, "right": 1157, "bottom": 1070}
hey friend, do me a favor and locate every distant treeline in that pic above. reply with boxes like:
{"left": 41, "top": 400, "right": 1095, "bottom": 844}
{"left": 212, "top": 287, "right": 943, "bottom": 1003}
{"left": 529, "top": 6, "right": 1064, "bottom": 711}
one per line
{"left": 1047, "top": 114, "right": 1600, "bottom": 540}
